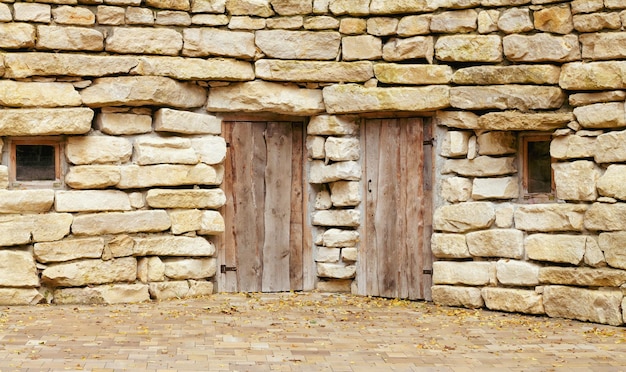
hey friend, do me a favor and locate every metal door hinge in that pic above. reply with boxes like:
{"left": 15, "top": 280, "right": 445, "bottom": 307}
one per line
{"left": 423, "top": 139, "right": 434, "bottom": 146}
{"left": 221, "top": 265, "right": 237, "bottom": 273}
{"left": 423, "top": 269, "right": 433, "bottom": 275}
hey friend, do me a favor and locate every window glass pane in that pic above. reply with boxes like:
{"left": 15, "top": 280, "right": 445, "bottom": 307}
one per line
{"left": 15, "top": 145, "right": 56, "bottom": 181}
{"left": 527, "top": 140, "right": 551, "bottom": 194}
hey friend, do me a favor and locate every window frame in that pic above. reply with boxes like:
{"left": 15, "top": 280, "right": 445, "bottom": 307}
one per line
{"left": 520, "top": 134, "right": 555, "bottom": 203}
{"left": 8, "top": 137, "right": 64, "bottom": 189}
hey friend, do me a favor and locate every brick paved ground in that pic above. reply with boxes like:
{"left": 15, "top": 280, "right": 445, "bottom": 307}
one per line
{"left": 0, "top": 292, "right": 625, "bottom": 372}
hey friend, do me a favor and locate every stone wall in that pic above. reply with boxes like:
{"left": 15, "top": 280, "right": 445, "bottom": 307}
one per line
{"left": 1, "top": 0, "right": 626, "bottom": 325}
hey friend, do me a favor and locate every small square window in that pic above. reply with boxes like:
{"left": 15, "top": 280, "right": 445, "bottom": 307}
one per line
{"left": 521, "top": 135, "right": 554, "bottom": 201}
{"left": 9, "top": 138, "right": 63, "bottom": 188}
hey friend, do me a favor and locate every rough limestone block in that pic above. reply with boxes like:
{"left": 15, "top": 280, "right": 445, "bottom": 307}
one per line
{"left": 0, "top": 189, "right": 54, "bottom": 214}
{"left": 65, "top": 165, "right": 121, "bottom": 189}
{"left": 477, "top": 9, "right": 499, "bottom": 33}
{"left": 503, "top": 34, "right": 580, "bottom": 62}
{"left": 497, "top": 8, "right": 533, "bottom": 33}
{"left": 586, "top": 203, "right": 626, "bottom": 232}
{"left": 191, "top": 137, "right": 228, "bottom": 165}
{"left": 574, "top": 102, "right": 626, "bottom": 129}
{"left": 271, "top": 0, "right": 312, "bottom": 15}
{"left": 0, "top": 108, "right": 93, "bottom": 136}
{"left": 0, "top": 218, "right": 33, "bottom": 247}
{"left": 435, "top": 110, "right": 479, "bottom": 130}
{"left": 539, "top": 267, "right": 626, "bottom": 287}
{"left": 168, "top": 209, "right": 203, "bottom": 235}
{"left": 329, "top": 181, "right": 360, "bottom": 207}
{"left": 316, "top": 263, "right": 356, "bottom": 279}
{"left": 325, "top": 137, "right": 359, "bottom": 161}
{"left": 482, "top": 288, "right": 544, "bottom": 314}
{"left": 441, "top": 131, "right": 471, "bottom": 158}
{"left": 55, "top": 190, "right": 131, "bottom": 212}
{"left": 595, "top": 129, "right": 626, "bottom": 163}
{"left": 198, "top": 210, "right": 226, "bottom": 235}
{"left": 163, "top": 257, "right": 217, "bottom": 280}
{"left": 182, "top": 28, "right": 255, "bottom": 58}
{"left": 255, "top": 60, "right": 373, "bottom": 83}
{"left": 0, "top": 251, "right": 39, "bottom": 287}
{"left": 31, "top": 214, "right": 74, "bottom": 243}
{"left": 226, "top": 0, "right": 274, "bottom": 16}
{"left": 328, "top": 0, "right": 369, "bottom": 16}
{"left": 106, "top": 27, "right": 181, "bottom": 55}
{"left": 309, "top": 160, "right": 361, "bottom": 183}
{"left": 134, "top": 236, "right": 215, "bottom": 256}
{"left": 560, "top": 61, "right": 626, "bottom": 90}
{"left": 433, "top": 202, "right": 495, "bottom": 233}
{"left": 42, "top": 257, "right": 137, "bottom": 287}
{"left": 155, "top": 108, "right": 221, "bottom": 135}
{"left": 66, "top": 136, "right": 132, "bottom": 165}
{"left": 37, "top": 25, "right": 103, "bottom": 51}
{"left": 514, "top": 204, "right": 587, "bottom": 232}
{"left": 550, "top": 135, "right": 596, "bottom": 160}
{"left": 306, "top": 136, "right": 326, "bottom": 159}
{"left": 34, "top": 237, "right": 104, "bottom": 263}
{"left": 584, "top": 236, "right": 606, "bottom": 268}
{"left": 256, "top": 30, "right": 340, "bottom": 60}
{"left": 149, "top": 280, "right": 214, "bottom": 300}
{"left": 580, "top": 32, "right": 626, "bottom": 60}
{"left": 0, "top": 81, "right": 81, "bottom": 108}
{"left": 207, "top": 81, "right": 324, "bottom": 115}
{"left": 97, "top": 113, "right": 152, "bottom": 135}
{"left": 0, "top": 288, "right": 43, "bottom": 305}
{"left": 54, "top": 284, "right": 150, "bottom": 305}
{"left": 472, "top": 176, "right": 519, "bottom": 200}
{"left": 312, "top": 209, "right": 360, "bottom": 227}
{"left": 308, "top": 115, "right": 358, "bottom": 135}
{"left": 370, "top": 0, "right": 435, "bottom": 14}
{"left": 534, "top": 5, "right": 574, "bottom": 34}
{"left": 375, "top": 63, "right": 452, "bottom": 85}
{"left": 441, "top": 176, "right": 472, "bottom": 203}
{"left": 134, "top": 137, "right": 199, "bottom": 165}
{"left": 138, "top": 256, "right": 166, "bottom": 283}
{"left": 453, "top": 65, "right": 561, "bottom": 85}
{"left": 431, "top": 9, "right": 477, "bottom": 33}
{"left": 146, "top": 188, "right": 225, "bottom": 209}
{"left": 443, "top": 156, "right": 516, "bottom": 177}
{"left": 323, "top": 84, "right": 449, "bottom": 114}
{"left": 450, "top": 85, "right": 565, "bottom": 111}
{"left": 496, "top": 259, "right": 540, "bottom": 286}
{"left": 435, "top": 35, "right": 502, "bottom": 62}
{"left": 3, "top": 53, "right": 139, "bottom": 79}
{"left": 573, "top": 13, "right": 621, "bottom": 33}
{"left": 53, "top": 5, "right": 96, "bottom": 25}
{"left": 81, "top": 76, "right": 207, "bottom": 108}
{"left": 598, "top": 165, "right": 626, "bottom": 201}
{"left": 72, "top": 210, "right": 171, "bottom": 235}
{"left": 0, "top": 23, "right": 36, "bottom": 49}
{"left": 477, "top": 112, "right": 573, "bottom": 131}
{"left": 569, "top": 91, "right": 626, "bottom": 107}
{"left": 14, "top": 3, "right": 50, "bottom": 23}
{"left": 432, "top": 261, "right": 495, "bottom": 286}
{"left": 342, "top": 35, "right": 382, "bottom": 61}
{"left": 137, "top": 55, "right": 253, "bottom": 81}
{"left": 543, "top": 285, "right": 623, "bottom": 326}
{"left": 553, "top": 161, "right": 599, "bottom": 201}
{"left": 316, "top": 247, "right": 341, "bottom": 263}
{"left": 341, "top": 248, "right": 357, "bottom": 262}
{"left": 526, "top": 234, "right": 586, "bottom": 265}
{"left": 467, "top": 229, "right": 524, "bottom": 259}
{"left": 431, "top": 233, "right": 470, "bottom": 258}
{"left": 396, "top": 14, "right": 431, "bottom": 36}
{"left": 431, "top": 285, "right": 484, "bottom": 309}
{"left": 322, "top": 229, "right": 359, "bottom": 247}
{"left": 382, "top": 36, "right": 434, "bottom": 62}
{"left": 477, "top": 132, "right": 516, "bottom": 155}
{"left": 118, "top": 164, "right": 223, "bottom": 188}
{"left": 599, "top": 232, "right": 626, "bottom": 270}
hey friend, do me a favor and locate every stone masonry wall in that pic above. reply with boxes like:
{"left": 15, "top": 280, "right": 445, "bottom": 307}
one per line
{"left": 0, "top": 0, "right": 626, "bottom": 325}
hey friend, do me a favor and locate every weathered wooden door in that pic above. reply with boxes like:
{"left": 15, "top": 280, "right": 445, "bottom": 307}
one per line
{"left": 219, "top": 121, "right": 309, "bottom": 293}
{"left": 359, "top": 118, "right": 433, "bottom": 300}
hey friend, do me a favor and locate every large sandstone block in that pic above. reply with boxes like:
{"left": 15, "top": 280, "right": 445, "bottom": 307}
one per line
{"left": 97, "top": 113, "right": 152, "bottom": 135}
{"left": 323, "top": 84, "right": 449, "bottom": 114}
{"left": 477, "top": 112, "right": 573, "bottom": 131}
{"left": 312, "top": 210, "right": 360, "bottom": 227}
{"left": 72, "top": 210, "right": 171, "bottom": 235}
{"left": 432, "top": 261, "right": 495, "bottom": 285}
{"left": 317, "top": 263, "right": 356, "bottom": 279}
{"left": 553, "top": 161, "right": 599, "bottom": 201}
{"left": 0, "top": 23, "right": 36, "bottom": 49}
{"left": 0, "top": 288, "right": 43, "bottom": 305}
{"left": 472, "top": 177, "right": 519, "bottom": 200}
{"left": 308, "top": 115, "right": 358, "bottom": 135}
{"left": 539, "top": 267, "right": 626, "bottom": 287}
{"left": 256, "top": 30, "right": 340, "bottom": 60}
{"left": 433, "top": 202, "right": 495, "bottom": 233}
{"left": 526, "top": 234, "right": 586, "bottom": 265}
{"left": 435, "top": 35, "right": 502, "bottom": 62}
{"left": 569, "top": 91, "right": 626, "bottom": 107}
{"left": 328, "top": 0, "right": 370, "bottom": 15}
{"left": 503, "top": 34, "right": 580, "bottom": 62}
{"left": 441, "top": 130, "right": 471, "bottom": 157}
{"left": 255, "top": 60, "right": 373, "bottom": 83}
{"left": 149, "top": 280, "right": 214, "bottom": 300}
{"left": 163, "top": 257, "right": 217, "bottom": 280}
{"left": 431, "top": 9, "right": 477, "bottom": 33}
{"left": 208, "top": 81, "right": 324, "bottom": 115}
{"left": 550, "top": 134, "right": 596, "bottom": 160}
{"left": 271, "top": 0, "right": 312, "bottom": 15}
{"left": 322, "top": 229, "right": 359, "bottom": 247}
{"left": 0, "top": 81, "right": 81, "bottom": 108}
{"left": 0, "top": 217, "right": 34, "bottom": 246}
{"left": 55, "top": 190, "right": 131, "bottom": 212}
{"left": 106, "top": 27, "right": 181, "bottom": 55}
{"left": 599, "top": 232, "right": 626, "bottom": 270}
{"left": 586, "top": 203, "right": 626, "bottom": 232}
{"left": 436, "top": 110, "right": 479, "bottom": 130}
{"left": 65, "top": 165, "right": 121, "bottom": 189}
{"left": 574, "top": 102, "right": 626, "bottom": 129}
{"left": 543, "top": 286, "right": 623, "bottom": 326}
{"left": 226, "top": 0, "right": 274, "bottom": 16}
{"left": 66, "top": 136, "right": 132, "bottom": 165}
{"left": 431, "top": 233, "right": 470, "bottom": 258}
{"left": 329, "top": 181, "right": 360, "bottom": 207}
{"left": 580, "top": 32, "right": 626, "bottom": 60}
{"left": 534, "top": 5, "right": 574, "bottom": 34}
{"left": 36, "top": 25, "right": 103, "bottom": 51}
{"left": 134, "top": 56, "right": 254, "bottom": 81}
{"left": 369, "top": 0, "right": 434, "bottom": 14}
{"left": 450, "top": 85, "right": 565, "bottom": 111}
{"left": 431, "top": 285, "right": 484, "bottom": 309}
{"left": 3, "top": 53, "right": 139, "bottom": 79}
{"left": 0, "top": 251, "right": 38, "bottom": 287}
{"left": 482, "top": 288, "right": 544, "bottom": 315}
{"left": 168, "top": 209, "right": 202, "bottom": 235}
{"left": 155, "top": 108, "right": 221, "bottom": 135}
{"left": 598, "top": 165, "right": 626, "bottom": 201}
{"left": 374, "top": 64, "right": 453, "bottom": 85}
{"left": 135, "top": 236, "right": 215, "bottom": 256}
{"left": 138, "top": 256, "right": 165, "bottom": 282}
{"left": 0, "top": 189, "right": 54, "bottom": 214}
{"left": 309, "top": 160, "right": 360, "bottom": 183}
{"left": 441, "top": 176, "right": 472, "bottom": 202}
{"left": 31, "top": 213, "right": 74, "bottom": 243}
{"left": 452, "top": 65, "right": 560, "bottom": 85}
{"left": 560, "top": 61, "right": 626, "bottom": 90}
{"left": 35, "top": 237, "right": 105, "bottom": 263}
{"left": 190, "top": 137, "right": 227, "bottom": 165}
{"left": 183, "top": 28, "right": 255, "bottom": 59}
{"left": 53, "top": 284, "right": 150, "bottom": 304}
{"left": 199, "top": 210, "right": 226, "bottom": 235}
{"left": 118, "top": 164, "right": 223, "bottom": 188}
{"left": 443, "top": 156, "right": 516, "bottom": 177}
{"left": 80, "top": 76, "right": 207, "bottom": 108}
{"left": 146, "top": 188, "right": 226, "bottom": 209}
{"left": 595, "top": 129, "right": 626, "bottom": 163}
{"left": 496, "top": 259, "right": 540, "bottom": 286}
{"left": 466, "top": 229, "right": 524, "bottom": 259}
{"left": 42, "top": 257, "right": 137, "bottom": 287}
{"left": 497, "top": 8, "right": 533, "bottom": 34}
{"left": 382, "top": 36, "right": 434, "bottom": 62}
{"left": 134, "top": 137, "right": 199, "bottom": 165}
{"left": 514, "top": 204, "right": 587, "bottom": 232}
{"left": 477, "top": 132, "right": 516, "bottom": 155}
{"left": 0, "top": 108, "right": 93, "bottom": 136}
{"left": 342, "top": 35, "right": 381, "bottom": 61}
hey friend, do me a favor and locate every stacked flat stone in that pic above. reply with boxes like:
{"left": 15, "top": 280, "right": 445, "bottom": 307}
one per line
{"left": 0, "top": 0, "right": 625, "bottom": 326}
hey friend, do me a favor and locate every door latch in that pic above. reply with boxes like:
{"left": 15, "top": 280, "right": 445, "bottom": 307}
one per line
{"left": 220, "top": 265, "right": 237, "bottom": 273}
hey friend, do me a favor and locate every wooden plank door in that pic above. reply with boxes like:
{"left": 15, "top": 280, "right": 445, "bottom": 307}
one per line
{"left": 219, "top": 121, "right": 308, "bottom": 293}
{"left": 359, "top": 118, "right": 433, "bottom": 300}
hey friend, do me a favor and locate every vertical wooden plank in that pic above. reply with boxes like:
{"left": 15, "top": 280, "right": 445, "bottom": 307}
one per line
{"left": 217, "top": 122, "right": 234, "bottom": 292}
{"left": 422, "top": 119, "right": 434, "bottom": 301}
{"left": 289, "top": 122, "right": 304, "bottom": 291}
{"left": 363, "top": 119, "right": 381, "bottom": 297}
{"left": 262, "top": 122, "right": 293, "bottom": 292}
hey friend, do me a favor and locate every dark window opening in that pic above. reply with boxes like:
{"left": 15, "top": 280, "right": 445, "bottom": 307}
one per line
{"left": 522, "top": 135, "right": 554, "bottom": 199}
{"left": 15, "top": 145, "right": 56, "bottom": 181}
